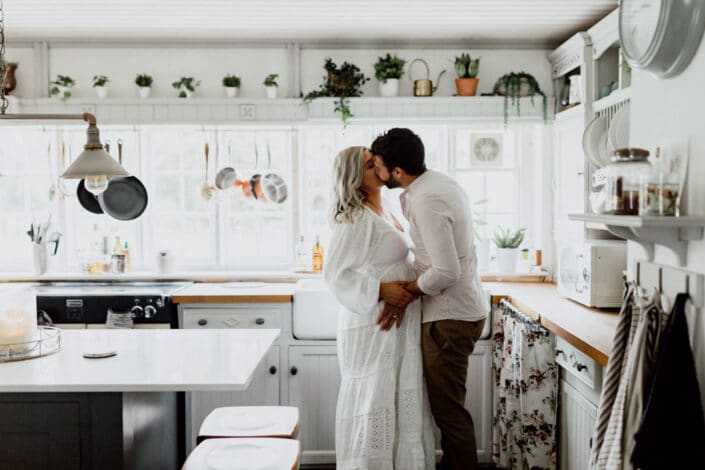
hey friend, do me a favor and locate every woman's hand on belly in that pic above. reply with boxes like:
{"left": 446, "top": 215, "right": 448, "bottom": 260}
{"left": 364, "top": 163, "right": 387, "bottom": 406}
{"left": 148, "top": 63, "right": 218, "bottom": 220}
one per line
{"left": 377, "top": 302, "right": 406, "bottom": 331}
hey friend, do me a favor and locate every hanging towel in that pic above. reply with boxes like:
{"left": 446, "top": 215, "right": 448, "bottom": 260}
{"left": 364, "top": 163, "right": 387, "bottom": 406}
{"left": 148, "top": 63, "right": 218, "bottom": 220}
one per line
{"left": 631, "top": 293, "right": 705, "bottom": 469}
{"left": 591, "top": 284, "right": 637, "bottom": 469}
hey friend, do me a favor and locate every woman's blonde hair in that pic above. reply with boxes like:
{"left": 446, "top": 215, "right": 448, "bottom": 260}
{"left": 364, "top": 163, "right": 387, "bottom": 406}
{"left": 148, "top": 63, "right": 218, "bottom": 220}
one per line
{"left": 331, "top": 146, "right": 366, "bottom": 224}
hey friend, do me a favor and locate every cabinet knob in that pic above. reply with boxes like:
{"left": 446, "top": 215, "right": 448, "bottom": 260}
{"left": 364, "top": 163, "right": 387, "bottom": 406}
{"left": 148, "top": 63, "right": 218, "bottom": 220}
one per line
{"left": 290, "top": 366, "right": 298, "bottom": 376}
{"left": 555, "top": 349, "right": 565, "bottom": 358}
{"left": 197, "top": 319, "right": 208, "bottom": 326}
{"left": 576, "top": 363, "right": 588, "bottom": 372}
{"left": 269, "top": 366, "right": 277, "bottom": 375}
{"left": 255, "top": 317, "right": 265, "bottom": 325}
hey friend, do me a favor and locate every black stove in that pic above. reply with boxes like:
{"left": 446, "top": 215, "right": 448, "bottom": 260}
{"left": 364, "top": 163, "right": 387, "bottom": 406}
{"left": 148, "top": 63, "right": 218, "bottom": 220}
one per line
{"left": 36, "top": 282, "right": 192, "bottom": 328}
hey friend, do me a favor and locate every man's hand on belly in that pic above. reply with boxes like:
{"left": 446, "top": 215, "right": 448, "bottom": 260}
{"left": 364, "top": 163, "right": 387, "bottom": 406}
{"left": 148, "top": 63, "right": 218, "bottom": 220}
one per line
{"left": 379, "top": 281, "right": 416, "bottom": 308}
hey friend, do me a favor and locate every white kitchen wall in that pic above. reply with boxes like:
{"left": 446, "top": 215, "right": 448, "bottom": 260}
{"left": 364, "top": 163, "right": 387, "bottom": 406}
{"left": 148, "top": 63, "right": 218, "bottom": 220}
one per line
{"left": 629, "top": 39, "right": 705, "bottom": 403}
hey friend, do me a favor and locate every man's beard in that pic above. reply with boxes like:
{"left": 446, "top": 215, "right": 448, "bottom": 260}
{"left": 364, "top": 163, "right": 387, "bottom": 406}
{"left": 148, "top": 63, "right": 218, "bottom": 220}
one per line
{"left": 384, "top": 172, "right": 401, "bottom": 189}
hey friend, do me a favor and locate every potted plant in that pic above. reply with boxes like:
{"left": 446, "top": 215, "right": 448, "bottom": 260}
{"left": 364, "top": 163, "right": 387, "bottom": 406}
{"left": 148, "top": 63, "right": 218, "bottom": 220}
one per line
{"left": 454, "top": 53, "right": 480, "bottom": 96}
{"left": 304, "top": 58, "right": 370, "bottom": 126}
{"left": 135, "top": 73, "right": 153, "bottom": 99}
{"left": 493, "top": 226, "right": 526, "bottom": 273}
{"left": 172, "top": 76, "right": 200, "bottom": 98}
{"left": 263, "top": 74, "right": 278, "bottom": 99}
{"left": 92, "top": 75, "right": 110, "bottom": 99}
{"left": 50, "top": 75, "right": 75, "bottom": 101}
{"left": 222, "top": 74, "right": 241, "bottom": 98}
{"left": 374, "top": 53, "right": 405, "bottom": 97}
{"left": 493, "top": 71, "right": 547, "bottom": 125}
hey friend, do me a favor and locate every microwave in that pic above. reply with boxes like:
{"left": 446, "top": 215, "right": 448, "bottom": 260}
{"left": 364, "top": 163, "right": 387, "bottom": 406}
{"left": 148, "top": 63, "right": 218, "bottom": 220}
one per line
{"left": 557, "top": 241, "right": 627, "bottom": 308}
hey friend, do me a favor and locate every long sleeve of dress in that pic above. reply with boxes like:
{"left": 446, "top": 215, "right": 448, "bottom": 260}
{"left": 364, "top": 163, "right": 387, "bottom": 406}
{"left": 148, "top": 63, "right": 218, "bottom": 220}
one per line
{"left": 323, "top": 212, "right": 381, "bottom": 315}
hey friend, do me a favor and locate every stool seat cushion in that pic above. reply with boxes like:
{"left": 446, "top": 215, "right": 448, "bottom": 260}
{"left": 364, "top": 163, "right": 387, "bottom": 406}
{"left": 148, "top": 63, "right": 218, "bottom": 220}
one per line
{"left": 198, "top": 406, "right": 299, "bottom": 439}
{"left": 183, "top": 438, "right": 301, "bottom": 470}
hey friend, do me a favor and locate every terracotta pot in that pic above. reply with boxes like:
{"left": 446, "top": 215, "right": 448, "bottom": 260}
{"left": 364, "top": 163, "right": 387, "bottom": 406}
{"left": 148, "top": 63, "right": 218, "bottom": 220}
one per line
{"left": 455, "top": 78, "right": 478, "bottom": 96}
{"left": 1, "top": 63, "right": 18, "bottom": 94}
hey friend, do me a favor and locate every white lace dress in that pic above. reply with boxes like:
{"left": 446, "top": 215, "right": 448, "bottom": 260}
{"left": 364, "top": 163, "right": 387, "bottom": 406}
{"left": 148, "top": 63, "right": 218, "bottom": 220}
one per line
{"left": 323, "top": 207, "right": 436, "bottom": 470}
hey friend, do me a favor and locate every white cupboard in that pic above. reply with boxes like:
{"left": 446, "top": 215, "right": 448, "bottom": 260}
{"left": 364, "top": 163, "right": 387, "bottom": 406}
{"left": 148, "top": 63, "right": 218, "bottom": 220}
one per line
{"left": 466, "top": 341, "right": 494, "bottom": 463}
{"left": 559, "top": 379, "right": 598, "bottom": 470}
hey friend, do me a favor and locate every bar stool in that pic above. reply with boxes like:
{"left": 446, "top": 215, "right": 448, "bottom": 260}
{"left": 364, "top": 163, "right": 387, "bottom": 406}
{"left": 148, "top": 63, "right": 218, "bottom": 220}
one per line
{"left": 197, "top": 406, "right": 299, "bottom": 444}
{"left": 182, "top": 437, "right": 301, "bottom": 470}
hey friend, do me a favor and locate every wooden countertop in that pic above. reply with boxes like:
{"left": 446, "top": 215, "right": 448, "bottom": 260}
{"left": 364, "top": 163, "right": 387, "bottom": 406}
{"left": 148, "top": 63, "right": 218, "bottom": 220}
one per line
{"left": 171, "top": 282, "right": 295, "bottom": 304}
{"left": 483, "top": 282, "right": 619, "bottom": 367}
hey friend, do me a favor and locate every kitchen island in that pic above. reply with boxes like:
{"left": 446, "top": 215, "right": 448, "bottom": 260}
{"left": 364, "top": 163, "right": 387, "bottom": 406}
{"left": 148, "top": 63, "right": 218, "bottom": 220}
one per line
{"left": 0, "top": 328, "right": 280, "bottom": 470}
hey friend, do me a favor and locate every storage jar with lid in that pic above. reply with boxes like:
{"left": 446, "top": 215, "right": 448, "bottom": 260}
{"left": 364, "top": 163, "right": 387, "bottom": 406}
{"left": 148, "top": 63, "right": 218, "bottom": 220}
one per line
{"left": 605, "top": 148, "right": 651, "bottom": 215}
{"left": 642, "top": 148, "right": 682, "bottom": 216}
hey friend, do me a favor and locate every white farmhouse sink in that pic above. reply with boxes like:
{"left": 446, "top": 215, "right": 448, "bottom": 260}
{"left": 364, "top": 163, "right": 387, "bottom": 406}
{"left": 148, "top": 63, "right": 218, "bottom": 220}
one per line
{"left": 293, "top": 279, "right": 341, "bottom": 340}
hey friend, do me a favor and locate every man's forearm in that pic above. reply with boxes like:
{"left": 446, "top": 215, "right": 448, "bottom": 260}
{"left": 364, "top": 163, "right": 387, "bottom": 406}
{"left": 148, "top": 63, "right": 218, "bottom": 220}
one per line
{"left": 404, "top": 280, "right": 425, "bottom": 298}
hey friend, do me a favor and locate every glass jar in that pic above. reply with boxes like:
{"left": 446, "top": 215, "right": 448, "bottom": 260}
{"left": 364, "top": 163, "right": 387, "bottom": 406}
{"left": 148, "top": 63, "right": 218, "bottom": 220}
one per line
{"left": 642, "top": 152, "right": 681, "bottom": 216}
{"left": 605, "top": 148, "right": 651, "bottom": 215}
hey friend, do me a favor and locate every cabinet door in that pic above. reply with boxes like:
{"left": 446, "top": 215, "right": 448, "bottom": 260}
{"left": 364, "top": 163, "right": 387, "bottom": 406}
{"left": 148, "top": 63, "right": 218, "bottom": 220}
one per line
{"left": 559, "top": 379, "right": 597, "bottom": 470}
{"left": 466, "top": 340, "right": 493, "bottom": 464}
{"left": 553, "top": 114, "right": 586, "bottom": 243}
{"left": 286, "top": 345, "right": 340, "bottom": 465}
{"left": 187, "top": 346, "right": 280, "bottom": 452}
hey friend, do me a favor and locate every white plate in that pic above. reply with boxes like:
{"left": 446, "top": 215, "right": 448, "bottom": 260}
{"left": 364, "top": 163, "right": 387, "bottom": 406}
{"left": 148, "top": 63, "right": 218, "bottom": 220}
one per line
{"left": 608, "top": 103, "right": 630, "bottom": 150}
{"left": 582, "top": 115, "right": 609, "bottom": 168}
{"left": 219, "top": 410, "right": 277, "bottom": 431}
{"left": 206, "top": 442, "right": 278, "bottom": 470}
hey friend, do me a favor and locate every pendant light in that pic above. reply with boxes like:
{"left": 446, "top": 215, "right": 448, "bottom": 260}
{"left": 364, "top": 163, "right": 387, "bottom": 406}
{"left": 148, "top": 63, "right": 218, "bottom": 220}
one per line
{"left": 0, "top": 1, "right": 129, "bottom": 195}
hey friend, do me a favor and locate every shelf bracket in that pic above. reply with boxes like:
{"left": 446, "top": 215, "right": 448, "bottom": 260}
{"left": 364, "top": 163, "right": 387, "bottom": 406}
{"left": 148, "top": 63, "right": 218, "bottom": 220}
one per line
{"left": 605, "top": 224, "right": 704, "bottom": 267}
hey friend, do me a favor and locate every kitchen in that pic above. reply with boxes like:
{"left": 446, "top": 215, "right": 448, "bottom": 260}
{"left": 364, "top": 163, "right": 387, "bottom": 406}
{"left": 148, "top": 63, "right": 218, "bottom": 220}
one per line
{"left": 1, "top": 1, "right": 704, "bottom": 469}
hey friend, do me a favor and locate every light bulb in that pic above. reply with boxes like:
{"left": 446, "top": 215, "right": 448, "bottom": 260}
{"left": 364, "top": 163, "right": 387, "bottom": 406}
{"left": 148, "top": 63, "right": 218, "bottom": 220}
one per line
{"left": 85, "top": 175, "right": 109, "bottom": 195}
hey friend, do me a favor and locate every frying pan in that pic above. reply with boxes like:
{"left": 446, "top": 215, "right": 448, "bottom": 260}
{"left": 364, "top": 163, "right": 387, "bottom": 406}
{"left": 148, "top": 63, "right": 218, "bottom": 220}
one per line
{"left": 99, "top": 140, "right": 149, "bottom": 221}
{"left": 76, "top": 141, "right": 110, "bottom": 214}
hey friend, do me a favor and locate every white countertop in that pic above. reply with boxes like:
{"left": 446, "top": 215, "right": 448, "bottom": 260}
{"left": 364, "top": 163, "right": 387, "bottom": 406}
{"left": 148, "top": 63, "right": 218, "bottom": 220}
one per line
{"left": 172, "top": 282, "right": 296, "bottom": 303}
{"left": 0, "top": 329, "right": 280, "bottom": 393}
{"left": 0, "top": 270, "right": 320, "bottom": 283}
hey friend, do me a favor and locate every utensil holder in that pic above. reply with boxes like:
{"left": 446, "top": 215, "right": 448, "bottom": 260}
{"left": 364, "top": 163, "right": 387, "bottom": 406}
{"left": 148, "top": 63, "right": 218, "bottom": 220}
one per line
{"left": 32, "top": 243, "right": 47, "bottom": 275}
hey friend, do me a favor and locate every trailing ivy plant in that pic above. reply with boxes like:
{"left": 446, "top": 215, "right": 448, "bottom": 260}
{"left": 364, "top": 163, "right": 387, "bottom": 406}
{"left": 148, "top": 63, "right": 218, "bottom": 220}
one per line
{"left": 492, "top": 71, "right": 547, "bottom": 126}
{"left": 304, "top": 57, "right": 370, "bottom": 126}
{"left": 374, "top": 53, "right": 406, "bottom": 83}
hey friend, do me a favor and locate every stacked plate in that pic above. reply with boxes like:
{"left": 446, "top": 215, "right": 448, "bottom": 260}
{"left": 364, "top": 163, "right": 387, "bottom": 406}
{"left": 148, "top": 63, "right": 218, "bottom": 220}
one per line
{"left": 582, "top": 103, "right": 631, "bottom": 168}
{"left": 609, "top": 103, "right": 631, "bottom": 151}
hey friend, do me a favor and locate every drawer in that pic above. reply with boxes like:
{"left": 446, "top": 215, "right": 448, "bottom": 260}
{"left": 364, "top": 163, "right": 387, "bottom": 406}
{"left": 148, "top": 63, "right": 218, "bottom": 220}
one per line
{"left": 181, "top": 308, "right": 280, "bottom": 330}
{"left": 555, "top": 337, "right": 602, "bottom": 391}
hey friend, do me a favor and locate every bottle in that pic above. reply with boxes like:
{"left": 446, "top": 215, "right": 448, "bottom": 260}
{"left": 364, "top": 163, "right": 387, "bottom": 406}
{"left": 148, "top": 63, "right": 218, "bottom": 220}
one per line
{"left": 295, "top": 235, "right": 307, "bottom": 270}
{"left": 122, "top": 242, "right": 131, "bottom": 272}
{"left": 312, "top": 235, "right": 324, "bottom": 273}
{"left": 113, "top": 236, "right": 122, "bottom": 255}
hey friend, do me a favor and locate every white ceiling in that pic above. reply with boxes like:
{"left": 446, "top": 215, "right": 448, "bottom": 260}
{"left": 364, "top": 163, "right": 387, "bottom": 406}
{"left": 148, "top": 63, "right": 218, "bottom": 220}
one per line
{"left": 2, "top": 0, "right": 617, "bottom": 47}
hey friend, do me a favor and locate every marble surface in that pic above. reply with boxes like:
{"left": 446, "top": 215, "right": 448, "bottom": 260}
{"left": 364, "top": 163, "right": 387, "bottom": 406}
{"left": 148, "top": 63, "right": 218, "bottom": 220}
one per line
{"left": 0, "top": 328, "right": 279, "bottom": 393}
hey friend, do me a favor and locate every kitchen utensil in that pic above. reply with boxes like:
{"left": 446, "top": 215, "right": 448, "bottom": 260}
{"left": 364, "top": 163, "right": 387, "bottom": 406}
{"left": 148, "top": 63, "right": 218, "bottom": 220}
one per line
{"left": 250, "top": 174, "right": 264, "bottom": 200}
{"left": 261, "top": 173, "right": 288, "bottom": 204}
{"left": 582, "top": 115, "right": 609, "bottom": 168}
{"left": 408, "top": 58, "right": 445, "bottom": 97}
{"left": 608, "top": 104, "right": 630, "bottom": 150}
{"left": 235, "top": 179, "right": 253, "bottom": 198}
{"left": 215, "top": 167, "right": 237, "bottom": 190}
{"left": 47, "top": 231, "right": 61, "bottom": 256}
{"left": 99, "top": 139, "right": 149, "bottom": 221}
{"left": 47, "top": 142, "right": 57, "bottom": 201}
{"left": 201, "top": 143, "right": 212, "bottom": 201}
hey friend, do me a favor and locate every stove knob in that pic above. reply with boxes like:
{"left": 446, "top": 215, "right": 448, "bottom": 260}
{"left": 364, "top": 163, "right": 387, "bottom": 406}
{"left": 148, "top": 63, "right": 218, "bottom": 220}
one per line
{"left": 144, "top": 305, "right": 157, "bottom": 319}
{"left": 131, "top": 305, "right": 144, "bottom": 318}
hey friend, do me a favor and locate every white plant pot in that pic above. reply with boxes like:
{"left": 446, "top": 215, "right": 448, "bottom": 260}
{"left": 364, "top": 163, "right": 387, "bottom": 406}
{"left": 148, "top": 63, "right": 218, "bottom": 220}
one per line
{"left": 138, "top": 86, "right": 151, "bottom": 99}
{"left": 54, "top": 85, "right": 70, "bottom": 100}
{"left": 379, "top": 78, "right": 400, "bottom": 97}
{"left": 495, "top": 247, "right": 520, "bottom": 273}
{"left": 156, "top": 252, "right": 175, "bottom": 274}
{"left": 181, "top": 89, "right": 193, "bottom": 98}
{"left": 475, "top": 239, "right": 490, "bottom": 272}
{"left": 225, "top": 86, "right": 239, "bottom": 98}
{"left": 96, "top": 87, "right": 108, "bottom": 99}
{"left": 265, "top": 85, "right": 278, "bottom": 99}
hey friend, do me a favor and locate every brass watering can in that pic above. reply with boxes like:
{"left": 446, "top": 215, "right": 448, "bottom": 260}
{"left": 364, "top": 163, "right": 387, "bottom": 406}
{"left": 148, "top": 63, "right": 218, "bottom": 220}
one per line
{"left": 409, "top": 58, "right": 446, "bottom": 97}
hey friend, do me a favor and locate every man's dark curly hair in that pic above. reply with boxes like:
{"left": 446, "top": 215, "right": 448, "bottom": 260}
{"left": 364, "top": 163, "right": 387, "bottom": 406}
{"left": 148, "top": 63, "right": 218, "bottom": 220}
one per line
{"left": 370, "top": 128, "right": 426, "bottom": 176}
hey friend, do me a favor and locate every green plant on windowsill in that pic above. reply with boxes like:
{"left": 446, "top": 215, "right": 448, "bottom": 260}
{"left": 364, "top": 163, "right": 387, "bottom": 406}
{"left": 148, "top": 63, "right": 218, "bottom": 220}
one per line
{"left": 493, "top": 226, "right": 526, "bottom": 249}
{"left": 493, "top": 71, "right": 547, "bottom": 126}
{"left": 304, "top": 57, "right": 370, "bottom": 127}
{"left": 50, "top": 75, "right": 75, "bottom": 101}
{"left": 171, "top": 76, "right": 200, "bottom": 98}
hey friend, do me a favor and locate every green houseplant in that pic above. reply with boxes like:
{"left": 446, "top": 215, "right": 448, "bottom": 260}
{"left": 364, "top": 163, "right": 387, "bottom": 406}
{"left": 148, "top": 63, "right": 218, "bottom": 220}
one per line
{"left": 454, "top": 53, "right": 480, "bottom": 96}
{"left": 304, "top": 57, "right": 370, "bottom": 126}
{"left": 50, "top": 75, "right": 75, "bottom": 101}
{"left": 493, "top": 226, "right": 526, "bottom": 273}
{"left": 171, "top": 76, "right": 200, "bottom": 98}
{"left": 135, "top": 73, "right": 153, "bottom": 99}
{"left": 264, "top": 74, "right": 279, "bottom": 98}
{"left": 493, "top": 71, "right": 547, "bottom": 125}
{"left": 374, "top": 53, "right": 405, "bottom": 97}
{"left": 92, "top": 75, "right": 110, "bottom": 99}
{"left": 223, "top": 74, "right": 241, "bottom": 98}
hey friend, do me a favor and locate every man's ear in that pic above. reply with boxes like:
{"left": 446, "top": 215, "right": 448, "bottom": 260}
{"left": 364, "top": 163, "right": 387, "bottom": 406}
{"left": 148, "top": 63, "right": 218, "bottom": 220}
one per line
{"left": 393, "top": 167, "right": 405, "bottom": 178}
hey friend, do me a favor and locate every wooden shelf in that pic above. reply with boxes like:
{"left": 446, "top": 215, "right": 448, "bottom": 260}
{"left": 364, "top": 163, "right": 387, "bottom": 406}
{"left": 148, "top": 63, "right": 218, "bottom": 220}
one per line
{"left": 569, "top": 213, "right": 705, "bottom": 266}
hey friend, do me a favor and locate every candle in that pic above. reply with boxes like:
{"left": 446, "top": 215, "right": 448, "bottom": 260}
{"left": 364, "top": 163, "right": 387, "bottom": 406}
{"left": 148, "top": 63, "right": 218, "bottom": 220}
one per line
{"left": 0, "top": 309, "right": 38, "bottom": 346}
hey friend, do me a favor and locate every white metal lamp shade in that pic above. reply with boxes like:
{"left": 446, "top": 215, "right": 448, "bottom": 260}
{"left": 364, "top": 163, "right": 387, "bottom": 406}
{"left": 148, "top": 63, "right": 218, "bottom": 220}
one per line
{"left": 61, "top": 123, "right": 129, "bottom": 179}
